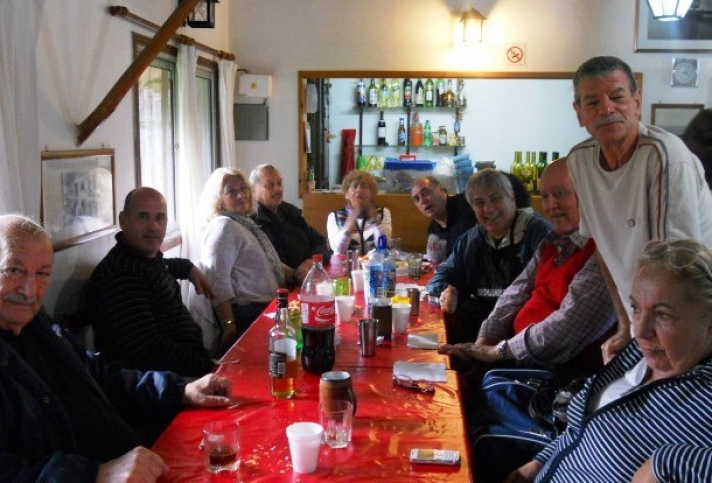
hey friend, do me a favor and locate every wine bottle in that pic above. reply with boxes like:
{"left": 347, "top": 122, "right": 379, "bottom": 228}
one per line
{"left": 424, "top": 79, "right": 435, "bottom": 107}
{"left": 436, "top": 78, "right": 446, "bottom": 107}
{"left": 379, "top": 79, "right": 390, "bottom": 108}
{"left": 414, "top": 79, "right": 425, "bottom": 107}
{"left": 377, "top": 111, "right": 387, "bottom": 146}
{"left": 390, "top": 79, "right": 401, "bottom": 107}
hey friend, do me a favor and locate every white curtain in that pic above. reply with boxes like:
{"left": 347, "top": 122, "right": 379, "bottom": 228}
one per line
{"left": 0, "top": 0, "right": 45, "bottom": 216}
{"left": 218, "top": 59, "right": 238, "bottom": 168}
{"left": 176, "top": 44, "right": 206, "bottom": 265}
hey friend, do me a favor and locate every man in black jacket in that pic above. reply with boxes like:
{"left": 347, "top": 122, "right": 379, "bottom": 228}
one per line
{"left": 0, "top": 214, "right": 232, "bottom": 482}
{"left": 250, "top": 164, "right": 331, "bottom": 284}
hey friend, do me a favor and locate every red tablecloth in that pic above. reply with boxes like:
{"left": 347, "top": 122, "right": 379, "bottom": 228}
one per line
{"left": 151, "top": 277, "right": 473, "bottom": 482}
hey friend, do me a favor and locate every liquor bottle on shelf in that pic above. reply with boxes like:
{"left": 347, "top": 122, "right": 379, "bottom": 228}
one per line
{"left": 535, "top": 152, "right": 548, "bottom": 192}
{"left": 397, "top": 118, "right": 406, "bottom": 146}
{"left": 390, "top": 79, "right": 401, "bottom": 107}
{"left": 424, "top": 120, "right": 433, "bottom": 147}
{"left": 410, "top": 112, "right": 423, "bottom": 147}
{"left": 367, "top": 78, "right": 378, "bottom": 107}
{"left": 511, "top": 151, "right": 524, "bottom": 180}
{"left": 270, "top": 307, "right": 297, "bottom": 398}
{"left": 300, "top": 254, "right": 336, "bottom": 374}
{"left": 520, "top": 152, "right": 535, "bottom": 194}
{"left": 414, "top": 79, "right": 425, "bottom": 107}
{"left": 307, "top": 166, "right": 316, "bottom": 192}
{"left": 436, "top": 78, "right": 446, "bottom": 107}
{"left": 457, "top": 79, "right": 467, "bottom": 107}
{"left": 403, "top": 78, "right": 413, "bottom": 106}
{"left": 424, "top": 78, "right": 435, "bottom": 107}
{"left": 356, "top": 78, "right": 366, "bottom": 107}
{"left": 378, "top": 79, "right": 390, "bottom": 108}
{"left": 377, "top": 111, "right": 387, "bottom": 146}
{"left": 443, "top": 79, "right": 456, "bottom": 107}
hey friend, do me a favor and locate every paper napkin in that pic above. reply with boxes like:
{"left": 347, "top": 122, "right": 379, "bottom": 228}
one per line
{"left": 407, "top": 333, "right": 439, "bottom": 350}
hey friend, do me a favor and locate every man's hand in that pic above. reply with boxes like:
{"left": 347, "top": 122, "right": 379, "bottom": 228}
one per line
{"left": 183, "top": 373, "right": 232, "bottom": 407}
{"left": 437, "top": 342, "right": 499, "bottom": 363}
{"left": 188, "top": 266, "right": 216, "bottom": 300}
{"left": 97, "top": 447, "right": 168, "bottom": 483}
{"left": 439, "top": 285, "right": 458, "bottom": 313}
{"left": 601, "top": 326, "right": 631, "bottom": 364}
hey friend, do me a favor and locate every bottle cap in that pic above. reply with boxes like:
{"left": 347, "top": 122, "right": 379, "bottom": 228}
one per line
{"left": 313, "top": 254, "right": 323, "bottom": 263}
{"left": 377, "top": 235, "right": 388, "bottom": 249}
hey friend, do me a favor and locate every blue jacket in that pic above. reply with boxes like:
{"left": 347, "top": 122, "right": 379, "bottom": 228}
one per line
{"left": 0, "top": 310, "right": 186, "bottom": 482}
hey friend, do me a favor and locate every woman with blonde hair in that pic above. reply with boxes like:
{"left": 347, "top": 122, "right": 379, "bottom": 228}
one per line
{"left": 190, "top": 167, "right": 288, "bottom": 355}
{"left": 327, "top": 169, "right": 392, "bottom": 255}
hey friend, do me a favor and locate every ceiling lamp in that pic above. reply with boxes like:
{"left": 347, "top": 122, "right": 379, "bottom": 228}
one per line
{"left": 646, "top": 0, "right": 693, "bottom": 21}
{"left": 180, "top": 0, "right": 219, "bottom": 28}
{"left": 460, "top": 7, "right": 487, "bottom": 44}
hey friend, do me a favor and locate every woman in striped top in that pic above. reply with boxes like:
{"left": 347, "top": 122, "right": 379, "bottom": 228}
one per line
{"left": 507, "top": 239, "right": 712, "bottom": 483}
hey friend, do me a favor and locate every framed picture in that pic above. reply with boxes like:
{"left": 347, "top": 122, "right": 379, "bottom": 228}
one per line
{"left": 636, "top": 0, "right": 712, "bottom": 52}
{"left": 650, "top": 103, "right": 704, "bottom": 135}
{"left": 41, "top": 149, "right": 116, "bottom": 251}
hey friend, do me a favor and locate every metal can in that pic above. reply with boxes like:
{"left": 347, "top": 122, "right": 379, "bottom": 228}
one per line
{"left": 438, "top": 126, "right": 447, "bottom": 145}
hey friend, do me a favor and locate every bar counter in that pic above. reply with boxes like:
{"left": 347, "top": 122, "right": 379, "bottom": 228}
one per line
{"left": 151, "top": 277, "right": 472, "bottom": 482}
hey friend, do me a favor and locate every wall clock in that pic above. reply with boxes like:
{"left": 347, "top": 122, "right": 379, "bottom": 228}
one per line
{"left": 671, "top": 58, "right": 699, "bottom": 88}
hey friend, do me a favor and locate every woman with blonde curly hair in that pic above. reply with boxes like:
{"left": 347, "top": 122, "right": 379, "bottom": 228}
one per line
{"left": 327, "top": 169, "right": 392, "bottom": 255}
{"left": 190, "top": 167, "right": 289, "bottom": 355}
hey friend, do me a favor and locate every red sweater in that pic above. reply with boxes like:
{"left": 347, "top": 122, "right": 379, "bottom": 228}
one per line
{"left": 513, "top": 238, "right": 597, "bottom": 335}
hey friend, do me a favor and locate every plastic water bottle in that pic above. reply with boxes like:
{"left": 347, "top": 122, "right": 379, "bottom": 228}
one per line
{"left": 369, "top": 235, "right": 396, "bottom": 304}
{"left": 300, "top": 254, "right": 336, "bottom": 374}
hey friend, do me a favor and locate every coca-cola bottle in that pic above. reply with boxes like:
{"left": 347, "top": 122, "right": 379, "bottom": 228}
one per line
{"left": 299, "top": 254, "right": 336, "bottom": 374}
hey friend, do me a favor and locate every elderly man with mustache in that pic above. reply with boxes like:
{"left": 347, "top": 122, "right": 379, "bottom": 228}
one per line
{"left": 565, "top": 56, "right": 712, "bottom": 364}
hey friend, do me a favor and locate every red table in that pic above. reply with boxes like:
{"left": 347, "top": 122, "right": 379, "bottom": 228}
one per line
{"left": 151, "top": 278, "right": 473, "bottom": 482}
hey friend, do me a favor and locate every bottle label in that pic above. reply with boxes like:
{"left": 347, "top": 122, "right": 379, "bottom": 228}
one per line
{"left": 301, "top": 299, "right": 336, "bottom": 327}
{"left": 269, "top": 351, "right": 288, "bottom": 377}
{"left": 369, "top": 266, "right": 396, "bottom": 300}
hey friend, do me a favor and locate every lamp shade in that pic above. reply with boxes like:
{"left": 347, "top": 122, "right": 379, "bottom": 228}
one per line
{"left": 460, "top": 7, "right": 486, "bottom": 44}
{"left": 646, "top": 0, "right": 693, "bottom": 21}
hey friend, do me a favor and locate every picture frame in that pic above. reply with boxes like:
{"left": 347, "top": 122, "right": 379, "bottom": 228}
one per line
{"left": 41, "top": 148, "right": 117, "bottom": 251}
{"left": 636, "top": 0, "right": 712, "bottom": 52}
{"left": 650, "top": 103, "right": 704, "bottom": 135}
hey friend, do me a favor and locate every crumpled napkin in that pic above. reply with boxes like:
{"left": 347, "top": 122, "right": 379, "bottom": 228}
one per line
{"left": 393, "top": 361, "right": 447, "bottom": 382}
{"left": 407, "top": 333, "right": 439, "bottom": 350}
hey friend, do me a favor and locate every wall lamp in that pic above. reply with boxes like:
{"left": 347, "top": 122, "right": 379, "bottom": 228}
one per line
{"left": 179, "top": 0, "right": 219, "bottom": 28}
{"left": 460, "top": 7, "right": 487, "bottom": 44}
{"left": 646, "top": 0, "right": 693, "bottom": 21}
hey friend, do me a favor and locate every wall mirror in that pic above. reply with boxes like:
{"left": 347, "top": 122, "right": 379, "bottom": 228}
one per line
{"left": 298, "top": 71, "right": 589, "bottom": 195}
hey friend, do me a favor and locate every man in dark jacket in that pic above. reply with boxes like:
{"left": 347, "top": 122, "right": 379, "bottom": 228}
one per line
{"left": 0, "top": 214, "right": 232, "bottom": 482}
{"left": 88, "top": 187, "right": 215, "bottom": 377}
{"left": 250, "top": 164, "right": 331, "bottom": 284}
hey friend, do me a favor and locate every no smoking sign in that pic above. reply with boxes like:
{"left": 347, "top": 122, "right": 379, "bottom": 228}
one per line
{"left": 505, "top": 45, "right": 526, "bottom": 65}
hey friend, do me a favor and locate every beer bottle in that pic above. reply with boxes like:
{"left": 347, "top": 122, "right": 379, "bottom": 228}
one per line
{"left": 397, "top": 118, "right": 406, "bottom": 146}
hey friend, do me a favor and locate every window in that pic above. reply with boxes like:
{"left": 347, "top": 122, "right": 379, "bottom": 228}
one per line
{"left": 133, "top": 33, "right": 219, "bottom": 236}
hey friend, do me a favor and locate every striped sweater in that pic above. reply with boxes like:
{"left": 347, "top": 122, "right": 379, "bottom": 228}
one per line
{"left": 88, "top": 234, "right": 214, "bottom": 377}
{"left": 534, "top": 340, "right": 712, "bottom": 482}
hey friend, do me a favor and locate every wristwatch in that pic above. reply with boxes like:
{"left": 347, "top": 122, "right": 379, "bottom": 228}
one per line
{"left": 497, "top": 340, "right": 511, "bottom": 362}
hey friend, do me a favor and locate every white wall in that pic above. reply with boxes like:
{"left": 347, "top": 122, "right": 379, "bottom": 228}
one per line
{"left": 23, "top": 0, "right": 712, "bottom": 315}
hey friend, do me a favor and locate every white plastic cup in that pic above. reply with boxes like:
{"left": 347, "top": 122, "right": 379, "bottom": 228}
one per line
{"left": 286, "top": 422, "right": 323, "bottom": 474}
{"left": 335, "top": 295, "right": 356, "bottom": 323}
{"left": 350, "top": 269, "right": 365, "bottom": 293}
{"left": 391, "top": 303, "right": 411, "bottom": 335}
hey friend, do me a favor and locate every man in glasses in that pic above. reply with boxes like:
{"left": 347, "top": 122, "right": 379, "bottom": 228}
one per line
{"left": 0, "top": 214, "right": 232, "bottom": 482}
{"left": 567, "top": 56, "right": 712, "bottom": 362}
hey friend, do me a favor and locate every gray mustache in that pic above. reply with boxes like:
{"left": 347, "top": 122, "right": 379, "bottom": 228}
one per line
{"left": 596, "top": 115, "right": 624, "bottom": 126}
{"left": 5, "top": 293, "right": 38, "bottom": 304}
